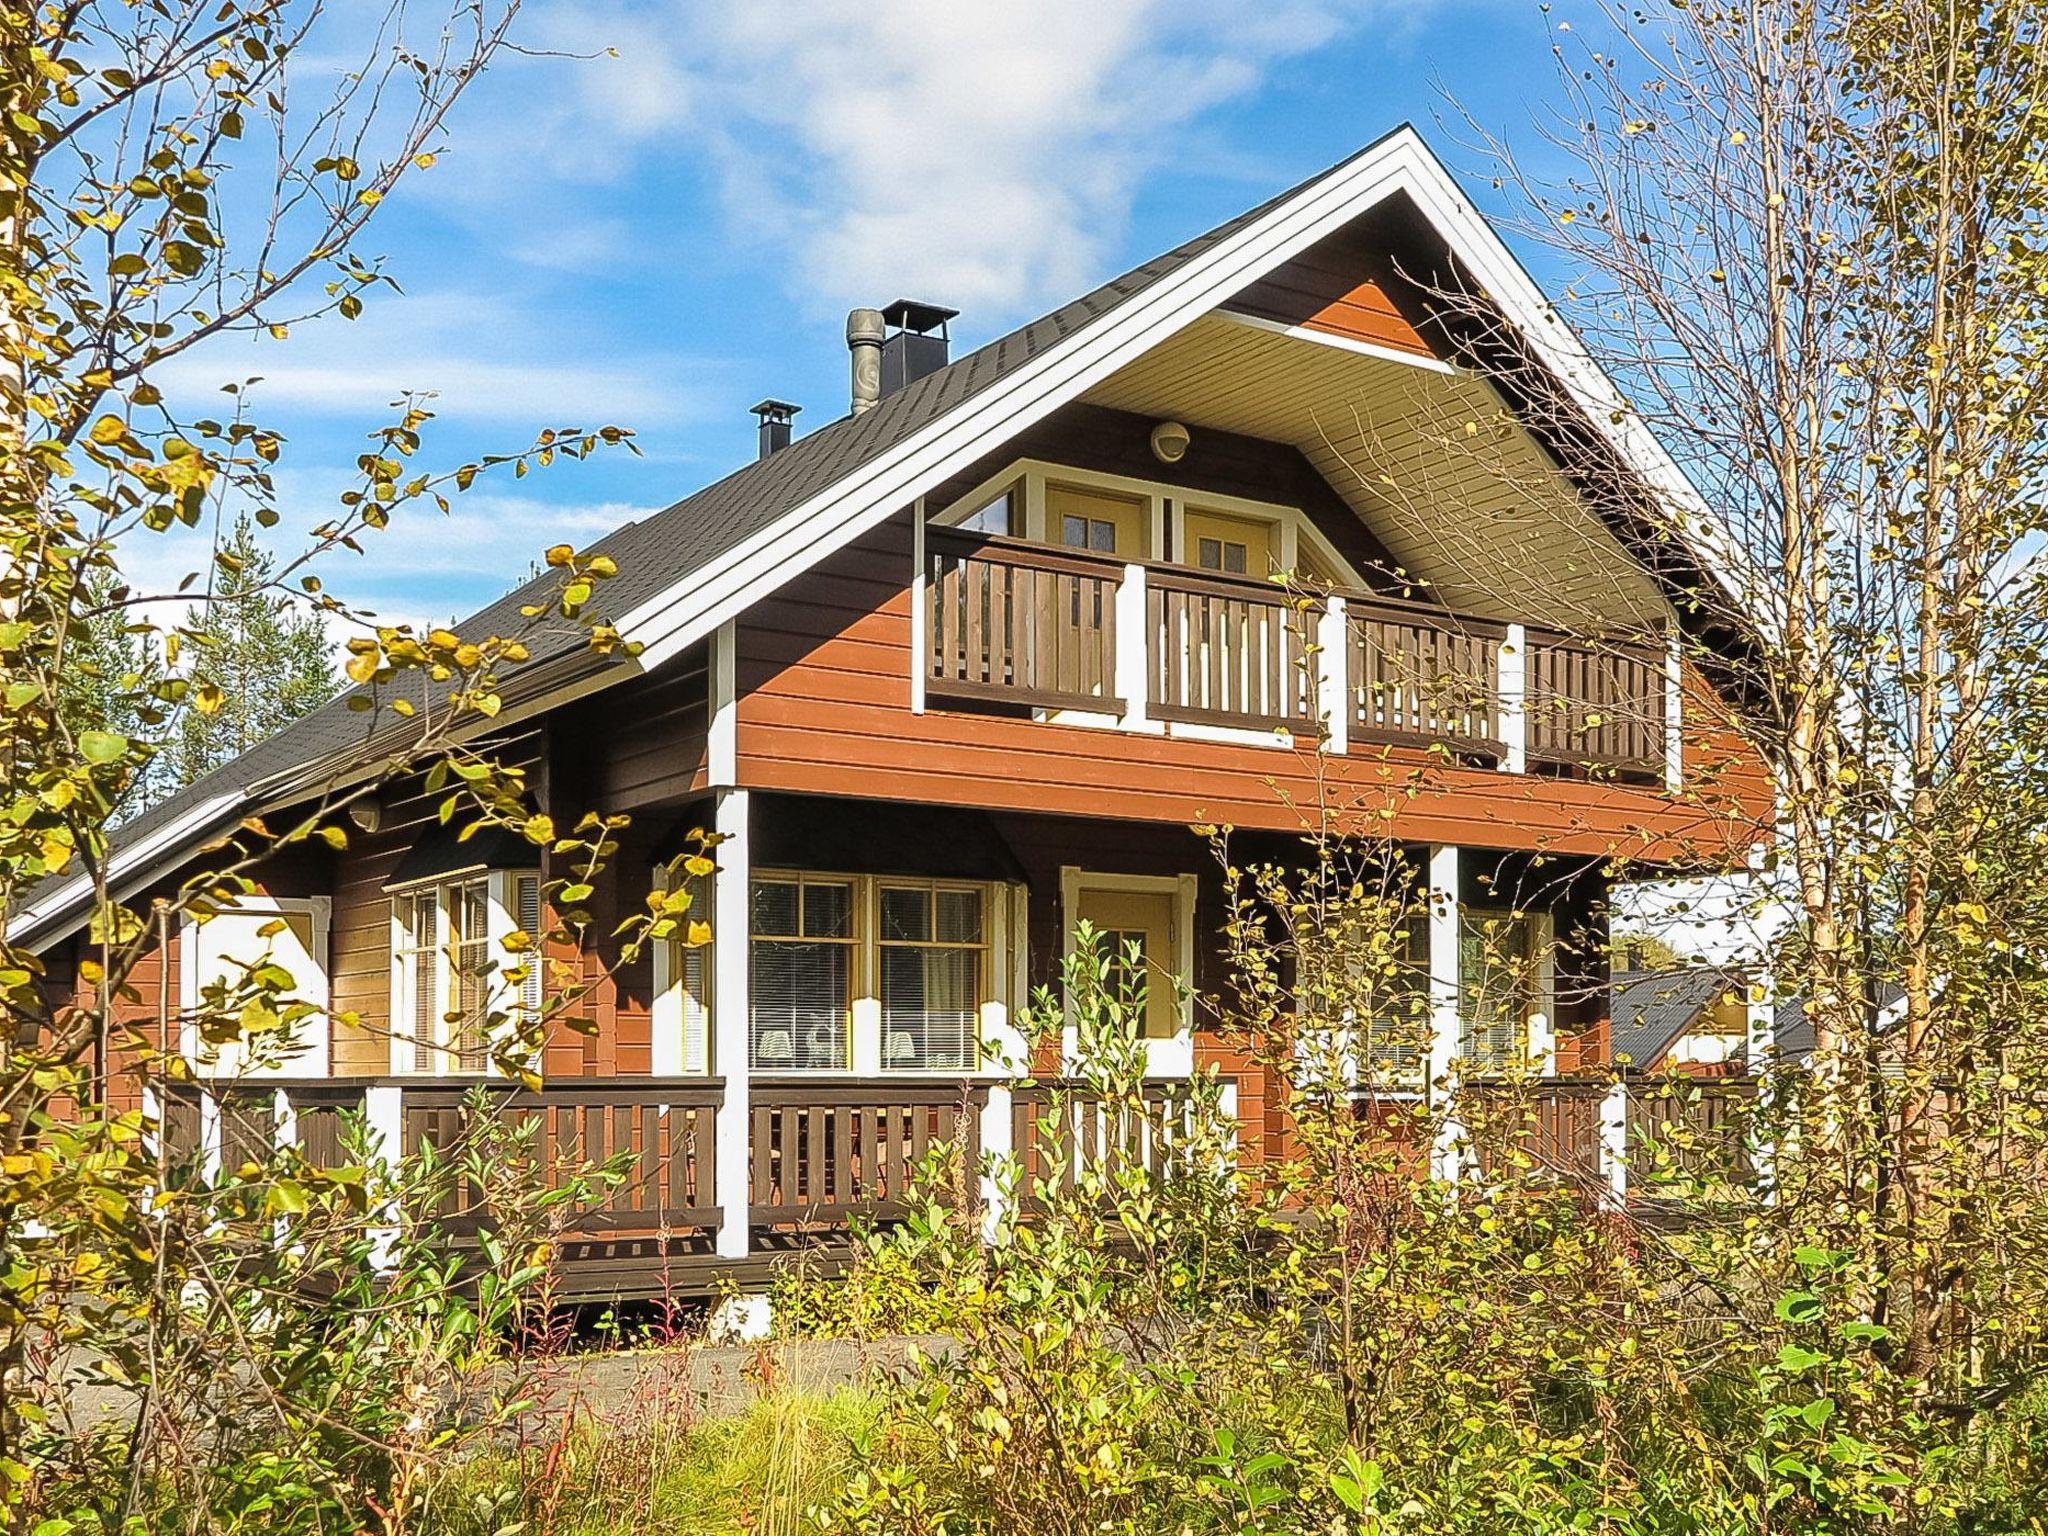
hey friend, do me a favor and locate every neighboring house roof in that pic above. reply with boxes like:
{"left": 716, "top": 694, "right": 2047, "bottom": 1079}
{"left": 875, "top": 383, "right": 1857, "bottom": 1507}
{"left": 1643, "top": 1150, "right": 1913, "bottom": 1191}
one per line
{"left": 14, "top": 123, "right": 1749, "bottom": 952}
{"left": 1609, "top": 966, "right": 1747, "bottom": 1070}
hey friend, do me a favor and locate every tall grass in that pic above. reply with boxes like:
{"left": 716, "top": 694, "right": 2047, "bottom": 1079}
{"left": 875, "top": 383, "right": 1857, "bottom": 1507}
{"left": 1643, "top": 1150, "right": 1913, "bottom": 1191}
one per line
{"left": 422, "top": 1357, "right": 881, "bottom": 1536}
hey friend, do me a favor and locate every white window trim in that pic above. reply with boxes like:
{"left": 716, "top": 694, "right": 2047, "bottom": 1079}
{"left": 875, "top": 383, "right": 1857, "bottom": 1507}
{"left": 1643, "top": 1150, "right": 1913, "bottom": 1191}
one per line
{"left": 385, "top": 867, "right": 538, "bottom": 1077}
{"left": 733, "top": 869, "right": 1021, "bottom": 1078}
{"left": 936, "top": 457, "right": 1364, "bottom": 589}
{"left": 1058, "top": 867, "right": 1200, "bottom": 1078}
{"left": 649, "top": 865, "right": 715, "bottom": 1078}
{"left": 179, "top": 895, "right": 332, "bottom": 1079}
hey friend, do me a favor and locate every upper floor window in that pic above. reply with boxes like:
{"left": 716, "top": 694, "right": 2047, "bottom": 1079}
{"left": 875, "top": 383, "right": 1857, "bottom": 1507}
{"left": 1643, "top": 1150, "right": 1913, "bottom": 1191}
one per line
{"left": 955, "top": 481, "right": 1017, "bottom": 537}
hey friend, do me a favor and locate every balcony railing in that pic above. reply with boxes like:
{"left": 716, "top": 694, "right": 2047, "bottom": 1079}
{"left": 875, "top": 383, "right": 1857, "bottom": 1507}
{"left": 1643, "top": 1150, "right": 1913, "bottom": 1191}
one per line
{"left": 927, "top": 528, "right": 1122, "bottom": 714}
{"left": 923, "top": 530, "right": 1674, "bottom": 781}
{"left": 1147, "top": 570, "right": 1317, "bottom": 731}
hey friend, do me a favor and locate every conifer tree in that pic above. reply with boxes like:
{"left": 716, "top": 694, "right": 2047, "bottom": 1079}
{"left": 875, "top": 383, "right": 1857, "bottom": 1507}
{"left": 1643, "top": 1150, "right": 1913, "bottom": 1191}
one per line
{"left": 170, "top": 511, "right": 336, "bottom": 787}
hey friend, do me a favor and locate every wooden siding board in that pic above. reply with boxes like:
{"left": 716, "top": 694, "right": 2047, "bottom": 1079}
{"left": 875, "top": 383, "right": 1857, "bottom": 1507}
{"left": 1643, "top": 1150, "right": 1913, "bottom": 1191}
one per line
{"left": 735, "top": 518, "right": 1766, "bottom": 867}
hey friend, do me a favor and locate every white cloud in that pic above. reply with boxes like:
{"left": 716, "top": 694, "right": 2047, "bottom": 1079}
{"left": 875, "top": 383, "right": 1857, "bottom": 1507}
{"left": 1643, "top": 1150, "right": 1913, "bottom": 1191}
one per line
{"left": 462, "top": 0, "right": 1427, "bottom": 316}
{"left": 675, "top": 0, "right": 1415, "bottom": 315}
{"left": 151, "top": 290, "right": 720, "bottom": 428}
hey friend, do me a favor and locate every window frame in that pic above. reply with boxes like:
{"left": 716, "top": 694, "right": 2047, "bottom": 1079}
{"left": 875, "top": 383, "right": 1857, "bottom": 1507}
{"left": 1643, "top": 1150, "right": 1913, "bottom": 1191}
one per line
{"left": 1456, "top": 906, "right": 1556, "bottom": 1075}
{"left": 932, "top": 457, "right": 1364, "bottom": 589}
{"left": 748, "top": 871, "right": 863, "bottom": 1073}
{"left": 688, "top": 868, "right": 1006, "bottom": 1077}
{"left": 178, "top": 894, "right": 333, "bottom": 1079}
{"left": 874, "top": 878, "right": 990, "bottom": 1073}
{"left": 649, "top": 865, "right": 715, "bottom": 1077}
{"left": 386, "top": 867, "right": 540, "bottom": 1078}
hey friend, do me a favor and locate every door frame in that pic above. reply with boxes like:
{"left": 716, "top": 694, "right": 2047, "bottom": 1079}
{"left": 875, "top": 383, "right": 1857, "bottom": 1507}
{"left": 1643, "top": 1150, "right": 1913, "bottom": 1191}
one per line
{"left": 1058, "top": 867, "right": 1199, "bottom": 1077}
{"left": 179, "top": 894, "right": 333, "bottom": 1078}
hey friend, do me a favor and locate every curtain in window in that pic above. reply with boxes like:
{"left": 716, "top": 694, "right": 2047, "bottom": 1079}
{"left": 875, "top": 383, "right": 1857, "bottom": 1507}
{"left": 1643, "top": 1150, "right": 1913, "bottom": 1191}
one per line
{"left": 750, "top": 877, "right": 853, "bottom": 1070}
{"left": 879, "top": 885, "right": 982, "bottom": 1071}
{"left": 1460, "top": 914, "right": 1531, "bottom": 1074}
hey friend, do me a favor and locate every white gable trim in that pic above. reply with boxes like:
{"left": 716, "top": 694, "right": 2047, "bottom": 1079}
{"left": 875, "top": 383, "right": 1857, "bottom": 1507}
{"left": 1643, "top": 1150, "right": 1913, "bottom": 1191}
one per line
{"left": 618, "top": 126, "right": 1746, "bottom": 671}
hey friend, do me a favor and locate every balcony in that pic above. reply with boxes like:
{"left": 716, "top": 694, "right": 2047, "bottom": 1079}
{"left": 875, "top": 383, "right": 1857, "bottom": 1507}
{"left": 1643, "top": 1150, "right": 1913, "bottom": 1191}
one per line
{"left": 925, "top": 527, "right": 1674, "bottom": 782}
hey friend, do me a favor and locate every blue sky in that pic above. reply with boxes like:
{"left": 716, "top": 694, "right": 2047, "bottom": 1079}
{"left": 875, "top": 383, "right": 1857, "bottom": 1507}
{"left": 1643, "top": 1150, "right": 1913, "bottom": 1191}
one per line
{"left": 149, "top": 0, "right": 1602, "bottom": 633}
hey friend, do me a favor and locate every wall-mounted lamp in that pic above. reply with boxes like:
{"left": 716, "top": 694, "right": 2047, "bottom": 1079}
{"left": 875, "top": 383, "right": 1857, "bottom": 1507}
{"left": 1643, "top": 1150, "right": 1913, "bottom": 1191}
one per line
{"left": 348, "top": 799, "right": 382, "bottom": 834}
{"left": 1149, "top": 420, "right": 1191, "bottom": 465}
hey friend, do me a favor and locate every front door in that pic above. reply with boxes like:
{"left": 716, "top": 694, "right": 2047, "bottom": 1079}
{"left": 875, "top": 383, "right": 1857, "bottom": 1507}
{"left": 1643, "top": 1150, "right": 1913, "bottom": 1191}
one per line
{"left": 1070, "top": 883, "right": 1192, "bottom": 1075}
{"left": 1047, "top": 482, "right": 1148, "bottom": 560}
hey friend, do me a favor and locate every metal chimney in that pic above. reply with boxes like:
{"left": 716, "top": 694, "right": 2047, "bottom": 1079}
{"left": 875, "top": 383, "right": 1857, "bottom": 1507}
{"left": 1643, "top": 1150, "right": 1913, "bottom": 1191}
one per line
{"left": 846, "top": 308, "right": 885, "bottom": 415}
{"left": 750, "top": 398, "right": 800, "bottom": 458}
{"left": 879, "top": 299, "right": 958, "bottom": 398}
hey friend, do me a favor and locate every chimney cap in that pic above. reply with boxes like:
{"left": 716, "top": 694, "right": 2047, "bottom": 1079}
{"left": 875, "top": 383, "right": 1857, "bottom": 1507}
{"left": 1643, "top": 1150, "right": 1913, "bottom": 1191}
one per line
{"left": 881, "top": 299, "right": 958, "bottom": 335}
{"left": 750, "top": 398, "right": 802, "bottom": 424}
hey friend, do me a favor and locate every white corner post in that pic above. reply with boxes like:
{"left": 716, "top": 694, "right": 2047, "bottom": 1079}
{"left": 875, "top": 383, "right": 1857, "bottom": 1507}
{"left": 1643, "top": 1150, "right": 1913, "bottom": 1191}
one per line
{"left": 979, "top": 883, "right": 1031, "bottom": 1241}
{"left": 712, "top": 786, "right": 752, "bottom": 1260}
{"left": 909, "top": 497, "right": 928, "bottom": 715}
{"left": 1663, "top": 622, "right": 1684, "bottom": 794}
{"left": 1317, "top": 595, "right": 1349, "bottom": 754}
{"left": 1499, "top": 623, "right": 1527, "bottom": 774}
{"left": 363, "top": 1082, "right": 404, "bottom": 1271}
{"left": 1426, "top": 844, "right": 1465, "bottom": 1182}
{"left": 1115, "top": 563, "right": 1155, "bottom": 732}
{"left": 1598, "top": 1078, "right": 1629, "bottom": 1207}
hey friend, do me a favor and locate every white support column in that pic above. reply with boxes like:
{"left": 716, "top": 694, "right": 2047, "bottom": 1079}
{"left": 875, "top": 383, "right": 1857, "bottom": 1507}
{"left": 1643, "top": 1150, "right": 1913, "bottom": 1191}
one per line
{"left": 363, "top": 1082, "right": 404, "bottom": 1271}
{"left": 1317, "top": 596, "right": 1349, "bottom": 754}
{"left": 1500, "top": 623, "right": 1527, "bottom": 774}
{"left": 1663, "top": 623, "right": 1684, "bottom": 794}
{"left": 1598, "top": 1079, "right": 1629, "bottom": 1207}
{"left": 712, "top": 787, "right": 752, "bottom": 1260}
{"left": 1745, "top": 968, "right": 1778, "bottom": 1196}
{"left": 197, "top": 1085, "right": 223, "bottom": 1186}
{"left": 978, "top": 884, "right": 1030, "bottom": 1241}
{"left": 273, "top": 1085, "right": 296, "bottom": 1158}
{"left": 909, "top": 497, "right": 928, "bottom": 715}
{"left": 1115, "top": 563, "right": 1155, "bottom": 732}
{"left": 1527, "top": 911, "right": 1557, "bottom": 1074}
{"left": 709, "top": 619, "right": 738, "bottom": 790}
{"left": 1426, "top": 844, "right": 1465, "bottom": 1182}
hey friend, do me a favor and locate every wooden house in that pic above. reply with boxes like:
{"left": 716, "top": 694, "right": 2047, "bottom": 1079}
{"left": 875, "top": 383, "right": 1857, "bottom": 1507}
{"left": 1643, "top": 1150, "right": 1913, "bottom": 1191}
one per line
{"left": 18, "top": 128, "right": 1772, "bottom": 1301}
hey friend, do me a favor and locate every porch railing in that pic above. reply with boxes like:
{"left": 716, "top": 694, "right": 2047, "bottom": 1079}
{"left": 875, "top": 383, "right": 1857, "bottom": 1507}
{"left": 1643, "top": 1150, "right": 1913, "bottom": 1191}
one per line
{"left": 1010, "top": 1076, "right": 1233, "bottom": 1212}
{"left": 919, "top": 532, "right": 1672, "bottom": 780}
{"left": 159, "top": 1077, "right": 725, "bottom": 1236}
{"left": 1457, "top": 1075, "right": 1763, "bottom": 1202}
{"left": 748, "top": 1076, "right": 989, "bottom": 1225}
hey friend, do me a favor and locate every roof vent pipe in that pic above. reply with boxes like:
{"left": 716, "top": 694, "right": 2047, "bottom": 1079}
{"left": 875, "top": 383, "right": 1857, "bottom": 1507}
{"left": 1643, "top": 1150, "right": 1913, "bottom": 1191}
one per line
{"left": 750, "top": 398, "right": 801, "bottom": 458}
{"left": 846, "top": 307, "right": 885, "bottom": 415}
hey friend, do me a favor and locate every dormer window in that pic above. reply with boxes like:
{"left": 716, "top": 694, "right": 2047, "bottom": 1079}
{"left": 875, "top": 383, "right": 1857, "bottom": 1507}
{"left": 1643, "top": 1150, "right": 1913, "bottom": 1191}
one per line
{"left": 931, "top": 458, "right": 1361, "bottom": 589}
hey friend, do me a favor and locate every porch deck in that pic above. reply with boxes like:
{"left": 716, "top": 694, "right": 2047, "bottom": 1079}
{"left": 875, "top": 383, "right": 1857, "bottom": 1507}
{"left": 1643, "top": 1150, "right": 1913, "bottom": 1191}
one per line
{"left": 159, "top": 1072, "right": 1763, "bottom": 1303}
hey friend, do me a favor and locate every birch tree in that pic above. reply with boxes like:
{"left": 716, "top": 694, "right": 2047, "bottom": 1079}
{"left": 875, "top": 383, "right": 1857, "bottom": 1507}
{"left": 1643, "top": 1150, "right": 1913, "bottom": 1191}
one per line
{"left": 1447, "top": 0, "right": 2048, "bottom": 1387}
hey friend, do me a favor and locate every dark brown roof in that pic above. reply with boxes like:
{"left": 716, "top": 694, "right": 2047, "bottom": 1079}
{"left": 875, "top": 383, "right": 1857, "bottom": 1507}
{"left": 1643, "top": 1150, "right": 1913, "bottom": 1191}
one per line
{"left": 20, "top": 143, "right": 1372, "bottom": 939}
